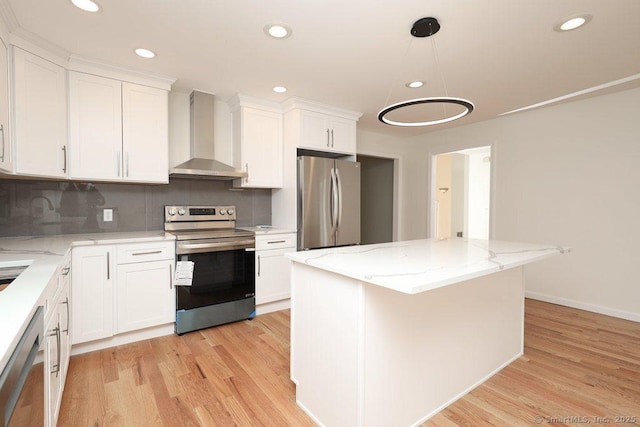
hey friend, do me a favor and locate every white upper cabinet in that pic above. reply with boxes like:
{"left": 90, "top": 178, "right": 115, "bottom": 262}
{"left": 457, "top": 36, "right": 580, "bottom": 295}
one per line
{"left": 69, "top": 73, "right": 169, "bottom": 183}
{"left": 0, "top": 37, "right": 11, "bottom": 172}
{"left": 230, "top": 94, "right": 283, "bottom": 188}
{"left": 121, "top": 82, "right": 169, "bottom": 183}
{"left": 68, "top": 72, "right": 122, "bottom": 180}
{"left": 12, "top": 47, "right": 68, "bottom": 178}
{"left": 284, "top": 98, "right": 361, "bottom": 156}
{"left": 299, "top": 110, "right": 356, "bottom": 154}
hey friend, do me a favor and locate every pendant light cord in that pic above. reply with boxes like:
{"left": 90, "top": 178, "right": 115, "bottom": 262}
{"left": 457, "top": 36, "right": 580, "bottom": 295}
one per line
{"left": 430, "top": 36, "right": 450, "bottom": 117}
{"left": 382, "top": 37, "right": 415, "bottom": 110}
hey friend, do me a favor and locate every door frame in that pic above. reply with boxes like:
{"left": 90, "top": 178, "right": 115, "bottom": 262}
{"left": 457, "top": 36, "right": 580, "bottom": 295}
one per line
{"left": 356, "top": 152, "right": 400, "bottom": 242}
{"left": 426, "top": 141, "right": 497, "bottom": 240}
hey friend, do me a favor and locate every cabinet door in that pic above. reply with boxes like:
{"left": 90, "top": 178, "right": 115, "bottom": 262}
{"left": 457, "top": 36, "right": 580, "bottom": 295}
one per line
{"left": 13, "top": 47, "right": 68, "bottom": 178}
{"left": 57, "top": 277, "right": 71, "bottom": 382}
{"left": 0, "top": 37, "right": 11, "bottom": 172}
{"left": 328, "top": 116, "right": 356, "bottom": 154}
{"left": 116, "top": 260, "right": 175, "bottom": 333}
{"left": 71, "top": 246, "right": 114, "bottom": 344}
{"left": 68, "top": 72, "right": 122, "bottom": 180}
{"left": 256, "top": 247, "right": 293, "bottom": 304}
{"left": 237, "top": 107, "right": 283, "bottom": 188}
{"left": 45, "top": 309, "right": 62, "bottom": 427}
{"left": 122, "top": 82, "right": 168, "bottom": 183}
{"left": 299, "top": 110, "right": 330, "bottom": 150}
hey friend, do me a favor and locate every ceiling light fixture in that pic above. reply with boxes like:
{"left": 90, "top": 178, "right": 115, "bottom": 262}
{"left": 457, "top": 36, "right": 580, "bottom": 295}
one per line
{"left": 406, "top": 81, "right": 424, "bottom": 88}
{"left": 273, "top": 86, "right": 287, "bottom": 93}
{"left": 134, "top": 48, "right": 156, "bottom": 59}
{"left": 554, "top": 14, "right": 592, "bottom": 32}
{"left": 264, "top": 24, "right": 292, "bottom": 39}
{"left": 70, "top": 0, "right": 101, "bottom": 12}
{"left": 378, "top": 17, "right": 474, "bottom": 127}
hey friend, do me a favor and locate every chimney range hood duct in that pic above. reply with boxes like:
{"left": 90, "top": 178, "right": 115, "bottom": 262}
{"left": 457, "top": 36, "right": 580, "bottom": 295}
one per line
{"left": 169, "top": 91, "right": 247, "bottom": 180}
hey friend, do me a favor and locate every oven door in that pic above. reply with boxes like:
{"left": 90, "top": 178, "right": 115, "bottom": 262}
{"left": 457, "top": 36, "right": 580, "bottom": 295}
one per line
{"left": 176, "top": 242, "right": 255, "bottom": 310}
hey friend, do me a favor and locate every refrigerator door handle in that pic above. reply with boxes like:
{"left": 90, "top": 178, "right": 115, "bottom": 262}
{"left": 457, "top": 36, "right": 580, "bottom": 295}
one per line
{"left": 330, "top": 167, "right": 339, "bottom": 237}
{"left": 335, "top": 167, "right": 343, "bottom": 229}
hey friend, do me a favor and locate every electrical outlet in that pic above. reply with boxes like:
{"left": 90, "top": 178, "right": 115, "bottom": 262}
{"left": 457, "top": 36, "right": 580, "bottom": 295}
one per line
{"left": 103, "top": 209, "right": 113, "bottom": 222}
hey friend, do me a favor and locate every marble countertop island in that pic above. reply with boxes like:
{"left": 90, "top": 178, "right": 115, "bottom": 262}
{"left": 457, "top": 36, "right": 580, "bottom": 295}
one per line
{"left": 288, "top": 238, "right": 570, "bottom": 426}
{"left": 286, "top": 238, "right": 570, "bottom": 294}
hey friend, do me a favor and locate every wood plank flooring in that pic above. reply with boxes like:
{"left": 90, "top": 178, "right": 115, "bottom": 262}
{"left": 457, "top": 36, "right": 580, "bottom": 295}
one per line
{"left": 58, "top": 299, "right": 640, "bottom": 426}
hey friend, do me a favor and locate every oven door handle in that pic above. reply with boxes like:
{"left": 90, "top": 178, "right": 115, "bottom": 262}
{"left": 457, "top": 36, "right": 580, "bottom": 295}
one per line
{"left": 177, "top": 239, "right": 255, "bottom": 254}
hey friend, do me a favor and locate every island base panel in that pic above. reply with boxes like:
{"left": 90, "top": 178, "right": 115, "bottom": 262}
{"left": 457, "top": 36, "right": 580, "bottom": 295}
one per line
{"left": 291, "top": 263, "right": 525, "bottom": 427}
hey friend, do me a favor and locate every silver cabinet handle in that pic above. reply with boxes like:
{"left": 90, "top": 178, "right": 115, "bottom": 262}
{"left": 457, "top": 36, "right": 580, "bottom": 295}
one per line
{"left": 245, "top": 162, "right": 249, "bottom": 183}
{"left": 267, "top": 240, "right": 286, "bottom": 244}
{"left": 326, "top": 128, "right": 330, "bottom": 147}
{"left": 331, "top": 129, "right": 334, "bottom": 147}
{"left": 117, "top": 151, "right": 121, "bottom": 177}
{"left": 62, "top": 298, "right": 69, "bottom": 334}
{"left": 62, "top": 145, "right": 67, "bottom": 173}
{"left": 169, "top": 263, "right": 173, "bottom": 289}
{"left": 125, "top": 152, "right": 129, "bottom": 177}
{"left": 132, "top": 250, "right": 162, "bottom": 256}
{"left": 257, "top": 255, "right": 261, "bottom": 277}
{"left": 106, "top": 251, "right": 110, "bottom": 280}
{"left": 0, "top": 124, "right": 5, "bottom": 162}
{"left": 49, "top": 325, "right": 61, "bottom": 376}
{"left": 62, "top": 266, "right": 70, "bottom": 276}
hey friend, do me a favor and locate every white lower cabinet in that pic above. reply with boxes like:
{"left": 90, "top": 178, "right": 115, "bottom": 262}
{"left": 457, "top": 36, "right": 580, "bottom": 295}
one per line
{"left": 45, "top": 253, "right": 71, "bottom": 427}
{"left": 116, "top": 258, "right": 175, "bottom": 334}
{"left": 255, "top": 233, "right": 296, "bottom": 305}
{"left": 71, "top": 241, "right": 175, "bottom": 345}
{"left": 71, "top": 245, "right": 114, "bottom": 344}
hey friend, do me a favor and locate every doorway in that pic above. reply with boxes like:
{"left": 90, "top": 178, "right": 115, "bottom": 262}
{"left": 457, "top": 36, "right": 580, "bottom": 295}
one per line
{"left": 432, "top": 146, "right": 491, "bottom": 240}
{"left": 357, "top": 154, "right": 396, "bottom": 244}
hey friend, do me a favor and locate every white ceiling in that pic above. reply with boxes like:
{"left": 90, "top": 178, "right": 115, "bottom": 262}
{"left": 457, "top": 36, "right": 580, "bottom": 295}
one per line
{"left": 2, "top": 0, "right": 640, "bottom": 137}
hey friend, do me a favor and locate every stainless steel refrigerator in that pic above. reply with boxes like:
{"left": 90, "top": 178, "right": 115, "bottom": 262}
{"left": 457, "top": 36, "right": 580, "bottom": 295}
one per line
{"left": 298, "top": 155, "right": 360, "bottom": 250}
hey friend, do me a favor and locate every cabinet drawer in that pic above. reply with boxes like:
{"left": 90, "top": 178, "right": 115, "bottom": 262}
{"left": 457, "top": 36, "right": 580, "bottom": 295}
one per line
{"left": 255, "top": 233, "right": 296, "bottom": 250}
{"left": 116, "top": 241, "right": 174, "bottom": 264}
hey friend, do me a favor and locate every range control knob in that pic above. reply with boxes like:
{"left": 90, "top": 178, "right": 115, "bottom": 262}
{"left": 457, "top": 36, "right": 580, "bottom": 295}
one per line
{"left": 168, "top": 208, "right": 176, "bottom": 216}
{"left": 219, "top": 208, "right": 227, "bottom": 215}
{"left": 227, "top": 208, "right": 235, "bottom": 215}
{"left": 178, "top": 208, "right": 186, "bottom": 216}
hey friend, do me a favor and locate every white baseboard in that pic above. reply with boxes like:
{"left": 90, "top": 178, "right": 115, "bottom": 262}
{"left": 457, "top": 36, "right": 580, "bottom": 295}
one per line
{"left": 70, "top": 324, "right": 174, "bottom": 356}
{"left": 256, "top": 299, "right": 290, "bottom": 316}
{"left": 525, "top": 291, "right": 640, "bottom": 323}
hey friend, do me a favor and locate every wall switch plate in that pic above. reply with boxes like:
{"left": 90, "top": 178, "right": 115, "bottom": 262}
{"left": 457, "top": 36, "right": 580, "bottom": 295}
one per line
{"left": 103, "top": 209, "right": 113, "bottom": 222}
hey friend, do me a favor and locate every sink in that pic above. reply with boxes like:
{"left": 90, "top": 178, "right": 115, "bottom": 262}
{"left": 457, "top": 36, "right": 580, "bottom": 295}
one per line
{"left": 0, "top": 266, "right": 28, "bottom": 292}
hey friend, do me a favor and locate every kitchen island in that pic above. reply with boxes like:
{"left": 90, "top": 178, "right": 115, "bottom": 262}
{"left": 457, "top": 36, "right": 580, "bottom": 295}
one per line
{"left": 286, "top": 238, "right": 569, "bottom": 427}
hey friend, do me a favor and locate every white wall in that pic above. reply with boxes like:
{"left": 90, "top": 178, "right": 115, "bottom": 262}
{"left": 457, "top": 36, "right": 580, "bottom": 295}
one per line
{"left": 402, "top": 87, "right": 640, "bottom": 321}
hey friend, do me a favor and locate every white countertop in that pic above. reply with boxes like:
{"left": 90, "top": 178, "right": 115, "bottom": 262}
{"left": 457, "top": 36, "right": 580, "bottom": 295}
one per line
{"left": 239, "top": 226, "right": 296, "bottom": 235}
{"left": 0, "top": 231, "right": 175, "bottom": 373}
{"left": 286, "top": 238, "right": 570, "bottom": 294}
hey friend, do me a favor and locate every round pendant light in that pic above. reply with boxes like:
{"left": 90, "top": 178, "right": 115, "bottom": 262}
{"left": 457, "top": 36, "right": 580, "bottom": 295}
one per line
{"left": 378, "top": 17, "right": 474, "bottom": 127}
{"left": 378, "top": 97, "right": 474, "bottom": 127}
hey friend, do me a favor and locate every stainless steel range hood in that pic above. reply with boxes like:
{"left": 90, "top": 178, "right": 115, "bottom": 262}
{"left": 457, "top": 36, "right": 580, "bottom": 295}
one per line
{"left": 170, "top": 91, "right": 247, "bottom": 180}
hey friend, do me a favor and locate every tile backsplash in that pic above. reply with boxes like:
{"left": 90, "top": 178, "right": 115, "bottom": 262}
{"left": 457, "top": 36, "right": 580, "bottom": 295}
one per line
{"left": 0, "top": 178, "right": 271, "bottom": 238}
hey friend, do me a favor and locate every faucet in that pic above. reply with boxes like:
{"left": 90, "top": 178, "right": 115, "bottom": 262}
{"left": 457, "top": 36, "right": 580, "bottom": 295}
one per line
{"left": 30, "top": 195, "right": 54, "bottom": 218}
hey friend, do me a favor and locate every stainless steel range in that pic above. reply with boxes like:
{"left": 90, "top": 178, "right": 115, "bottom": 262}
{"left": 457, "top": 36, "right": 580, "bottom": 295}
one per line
{"left": 164, "top": 205, "right": 255, "bottom": 335}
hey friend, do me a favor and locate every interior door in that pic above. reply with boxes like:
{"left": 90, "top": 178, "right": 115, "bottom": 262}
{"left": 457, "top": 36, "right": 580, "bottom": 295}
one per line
{"left": 335, "top": 159, "right": 361, "bottom": 246}
{"left": 298, "top": 156, "right": 335, "bottom": 249}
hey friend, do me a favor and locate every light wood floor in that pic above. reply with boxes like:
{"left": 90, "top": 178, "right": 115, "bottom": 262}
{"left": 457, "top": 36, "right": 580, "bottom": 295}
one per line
{"left": 59, "top": 299, "right": 640, "bottom": 426}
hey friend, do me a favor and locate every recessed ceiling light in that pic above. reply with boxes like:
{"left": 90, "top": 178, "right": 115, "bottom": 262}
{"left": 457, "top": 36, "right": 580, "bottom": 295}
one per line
{"left": 70, "top": 0, "right": 101, "bottom": 12}
{"left": 406, "top": 81, "right": 424, "bottom": 88}
{"left": 273, "top": 86, "right": 287, "bottom": 93}
{"left": 555, "top": 14, "right": 592, "bottom": 32}
{"left": 134, "top": 48, "right": 156, "bottom": 59}
{"left": 264, "top": 24, "right": 292, "bottom": 39}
